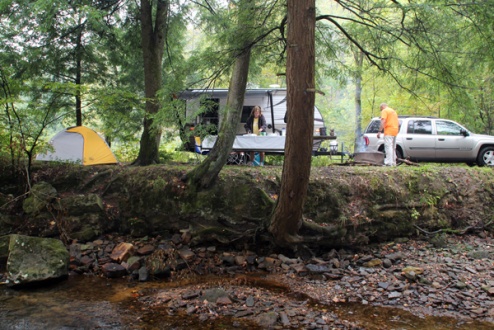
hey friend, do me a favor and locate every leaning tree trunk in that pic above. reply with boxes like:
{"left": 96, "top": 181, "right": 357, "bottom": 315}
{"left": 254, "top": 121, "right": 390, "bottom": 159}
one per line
{"left": 134, "top": 0, "right": 169, "bottom": 166}
{"left": 187, "top": 1, "right": 256, "bottom": 189}
{"left": 187, "top": 47, "right": 252, "bottom": 189}
{"left": 269, "top": 0, "right": 316, "bottom": 246}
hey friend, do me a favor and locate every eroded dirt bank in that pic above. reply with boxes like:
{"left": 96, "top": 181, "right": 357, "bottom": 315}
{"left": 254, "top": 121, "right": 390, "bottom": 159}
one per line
{"left": 2, "top": 163, "right": 493, "bottom": 249}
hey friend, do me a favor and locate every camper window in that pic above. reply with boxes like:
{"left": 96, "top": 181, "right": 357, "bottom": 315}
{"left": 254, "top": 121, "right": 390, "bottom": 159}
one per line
{"left": 241, "top": 106, "right": 254, "bottom": 123}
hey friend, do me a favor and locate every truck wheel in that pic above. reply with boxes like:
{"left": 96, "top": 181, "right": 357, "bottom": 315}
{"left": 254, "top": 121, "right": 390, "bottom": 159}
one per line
{"left": 477, "top": 147, "right": 494, "bottom": 166}
{"left": 380, "top": 146, "right": 403, "bottom": 164}
{"left": 396, "top": 148, "right": 404, "bottom": 163}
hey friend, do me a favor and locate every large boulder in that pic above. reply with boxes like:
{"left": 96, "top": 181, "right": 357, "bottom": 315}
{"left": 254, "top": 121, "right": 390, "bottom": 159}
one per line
{"left": 5, "top": 234, "right": 69, "bottom": 286}
{"left": 21, "top": 181, "right": 112, "bottom": 241}
{"left": 54, "top": 194, "right": 111, "bottom": 241}
{"left": 22, "top": 181, "right": 58, "bottom": 215}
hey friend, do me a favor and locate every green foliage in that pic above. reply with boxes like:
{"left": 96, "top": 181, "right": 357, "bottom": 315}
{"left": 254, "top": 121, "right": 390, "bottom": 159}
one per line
{"left": 410, "top": 208, "right": 420, "bottom": 221}
{"left": 2, "top": 0, "right": 494, "bottom": 172}
{"left": 0, "top": 63, "right": 76, "bottom": 174}
{"left": 183, "top": 1, "right": 287, "bottom": 89}
{"left": 112, "top": 143, "right": 139, "bottom": 164}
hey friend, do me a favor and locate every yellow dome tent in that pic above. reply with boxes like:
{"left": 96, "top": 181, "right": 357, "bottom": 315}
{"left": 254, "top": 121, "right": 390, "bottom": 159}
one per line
{"left": 36, "top": 126, "right": 118, "bottom": 165}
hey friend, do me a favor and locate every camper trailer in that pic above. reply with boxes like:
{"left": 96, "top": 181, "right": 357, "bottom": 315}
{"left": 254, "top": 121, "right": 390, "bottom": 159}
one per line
{"left": 179, "top": 88, "right": 326, "bottom": 135}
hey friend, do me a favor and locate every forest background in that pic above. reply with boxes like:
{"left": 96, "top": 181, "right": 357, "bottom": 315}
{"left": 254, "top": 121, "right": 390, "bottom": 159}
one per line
{"left": 3, "top": 0, "right": 494, "bottom": 246}
{"left": 2, "top": 0, "right": 493, "bottom": 166}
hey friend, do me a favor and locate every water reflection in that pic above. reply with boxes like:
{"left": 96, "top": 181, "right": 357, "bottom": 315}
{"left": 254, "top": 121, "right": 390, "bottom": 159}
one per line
{"left": 0, "top": 275, "right": 492, "bottom": 330}
{"left": 0, "top": 276, "right": 139, "bottom": 329}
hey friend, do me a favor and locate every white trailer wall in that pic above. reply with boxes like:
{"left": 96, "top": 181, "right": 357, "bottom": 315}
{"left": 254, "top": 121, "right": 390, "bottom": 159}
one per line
{"left": 180, "top": 89, "right": 325, "bottom": 135}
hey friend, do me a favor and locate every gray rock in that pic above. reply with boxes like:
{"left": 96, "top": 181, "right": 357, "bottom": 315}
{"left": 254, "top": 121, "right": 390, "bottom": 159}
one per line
{"left": 467, "top": 251, "right": 491, "bottom": 259}
{"left": 138, "top": 266, "right": 149, "bottom": 282}
{"left": 22, "top": 182, "right": 57, "bottom": 215}
{"left": 182, "top": 290, "right": 200, "bottom": 300}
{"left": 178, "top": 247, "right": 195, "bottom": 261}
{"left": 6, "top": 234, "right": 69, "bottom": 285}
{"left": 56, "top": 194, "right": 109, "bottom": 242}
{"left": 124, "top": 256, "right": 141, "bottom": 272}
{"left": 246, "top": 295, "right": 255, "bottom": 307}
{"left": 235, "top": 310, "right": 254, "bottom": 317}
{"left": 57, "top": 193, "right": 104, "bottom": 216}
{"left": 69, "top": 243, "right": 82, "bottom": 260}
{"left": 384, "top": 252, "right": 403, "bottom": 261}
{"left": 101, "top": 263, "right": 127, "bottom": 278}
{"left": 382, "top": 258, "right": 392, "bottom": 268}
{"left": 280, "top": 311, "right": 290, "bottom": 326}
{"left": 278, "top": 254, "right": 298, "bottom": 264}
{"left": 388, "top": 291, "right": 402, "bottom": 299}
{"left": 255, "top": 311, "right": 278, "bottom": 328}
{"left": 306, "top": 264, "right": 332, "bottom": 273}
{"left": 202, "top": 288, "right": 229, "bottom": 303}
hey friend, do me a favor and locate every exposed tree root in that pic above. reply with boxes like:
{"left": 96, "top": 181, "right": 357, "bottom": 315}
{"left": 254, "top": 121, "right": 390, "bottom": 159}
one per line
{"left": 414, "top": 220, "right": 493, "bottom": 236}
{"left": 80, "top": 169, "right": 116, "bottom": 191}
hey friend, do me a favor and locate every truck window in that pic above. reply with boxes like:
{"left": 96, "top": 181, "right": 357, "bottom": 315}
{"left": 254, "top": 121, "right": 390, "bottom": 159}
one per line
{"left": 407, "top": 120, "right": 432, "bottom": 134}
{"left": 436, "top": 120, "right": 463, "bottom": 135}
{"left": 365, "top": 119, "right": 381, "bottom": 133}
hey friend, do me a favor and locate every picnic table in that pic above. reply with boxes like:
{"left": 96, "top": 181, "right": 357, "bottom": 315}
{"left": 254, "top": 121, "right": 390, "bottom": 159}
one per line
{"left": 202, "top": 134, "right": 338, "bottom": 153}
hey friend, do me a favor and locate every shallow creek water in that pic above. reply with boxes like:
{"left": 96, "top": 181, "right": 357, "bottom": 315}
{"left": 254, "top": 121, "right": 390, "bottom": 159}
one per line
{"left": 0, "top": 275, "right": 492, "bottom": 330}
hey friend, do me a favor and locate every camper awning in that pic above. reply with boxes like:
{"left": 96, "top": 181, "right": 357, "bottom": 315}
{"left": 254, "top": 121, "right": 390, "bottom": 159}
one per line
{"left": 179, "top": 89, "right": 278, "bottom": 100}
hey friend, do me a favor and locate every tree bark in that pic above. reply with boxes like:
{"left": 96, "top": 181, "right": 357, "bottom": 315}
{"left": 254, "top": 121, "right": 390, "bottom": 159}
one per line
{"left": 75, "top": 25, "right": 83, "bottom": 127}
{"left": 187, "top": 48, "right": 252, "bottom": 189}
{"left": 187, "top": 2, "right": 255, "bottom": 189}
{"left": 269, "top": 0, "right": 316, "bottom": 246}
{"left": 354, "top": 50, "right": 364, "bottom": 153}
{"left": 134, "top": 0, "right": 169, "bottom": 165}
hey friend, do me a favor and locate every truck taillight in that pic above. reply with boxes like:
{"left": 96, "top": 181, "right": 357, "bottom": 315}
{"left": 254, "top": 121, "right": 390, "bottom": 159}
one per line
{"left": 363, "top": 136, "right": 370, "bottom": 146}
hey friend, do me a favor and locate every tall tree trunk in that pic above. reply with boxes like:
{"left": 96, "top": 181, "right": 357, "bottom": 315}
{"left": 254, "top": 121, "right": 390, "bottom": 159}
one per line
{"left": 187, "top": 48, "right": 252, "bottom": 188}
{"left": 354, "top": 50, "right": 364, "bottom": 153}
{"left": 134, "top": 0, "right": 169, "bottom": 165}
{"left": 269, "top": 0, "right": 316, "bottom": 246}
{"left": 76, "top": 25, "right": 83, "bottom": 126}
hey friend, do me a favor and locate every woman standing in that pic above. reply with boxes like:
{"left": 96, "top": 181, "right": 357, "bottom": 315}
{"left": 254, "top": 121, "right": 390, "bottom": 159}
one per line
{"left": 244, "top": 106, "right": 267, "bottom": 166}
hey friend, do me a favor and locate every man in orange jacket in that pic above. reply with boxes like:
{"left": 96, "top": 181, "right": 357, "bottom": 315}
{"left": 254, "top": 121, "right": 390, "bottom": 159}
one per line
{"left": 376, "top": 103, "right": 399, "bottom": 166}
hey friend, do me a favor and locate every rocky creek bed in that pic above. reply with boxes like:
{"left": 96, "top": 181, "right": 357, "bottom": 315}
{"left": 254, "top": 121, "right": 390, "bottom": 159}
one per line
{"left": 5, "top": 231, "right": 491, "bottom": 329}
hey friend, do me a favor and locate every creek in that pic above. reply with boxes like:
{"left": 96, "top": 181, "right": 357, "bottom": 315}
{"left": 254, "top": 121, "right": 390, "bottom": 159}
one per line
{"left": 1, "top": 275, "right": 493, "bottom": 330}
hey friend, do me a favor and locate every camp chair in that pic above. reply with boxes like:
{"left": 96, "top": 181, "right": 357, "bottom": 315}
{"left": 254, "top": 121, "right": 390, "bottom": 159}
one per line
{"left": 193, "top": 136, "right": 245, "bottom": 165}
{"left": 227, "top": 152, "right": 247, "bottom": 165}
{"left": 193, "top": 136, "right": 209, "bottom": 162}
